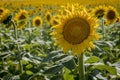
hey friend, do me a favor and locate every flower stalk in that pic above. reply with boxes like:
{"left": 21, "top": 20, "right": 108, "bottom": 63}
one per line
{"left": 11, "top": 20, "right": 18, "bottom": 39}
{"left": 0, "top": 35, "right": 2, "bottom": 46}
{"left": 101, "top": 18, "right": 105, "bottom": 40}
{"left": 28, "top": 21, "right": 32, "bottom": 44}
{"left": 11, "top": 20, "right": 23, "bottom": 74}
{"left": 78, "top": 53, "right": 85, "bottom": 80}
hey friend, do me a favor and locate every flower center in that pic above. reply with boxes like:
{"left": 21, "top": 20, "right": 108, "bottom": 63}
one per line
{"left": 35, "top": 19, "right": 41, "bottom": 26}
{"left": 46, "top": 13, "right": 51, "bottom": 22}
{"left": 107, "top": 10, "right": 115, "bottom": 20}
{"left": 63, "top": 18, "right": 90, "bottom": 45}
{"left": 19, "top": 14, "right": 26, "bottom": 20}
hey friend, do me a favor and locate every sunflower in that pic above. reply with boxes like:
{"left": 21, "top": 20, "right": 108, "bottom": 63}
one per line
{"left": 32, "top": 16, "right": 42, "bottom": 27}
{"left": 104, "top": 6, "right": 119, "bottom": 25}
{"left": 50, "top": 5, "right": 101, "bottom": 55}
{"left": 14, "top": 10, "right": 28, "bottom": 30}
{"left": 45, "top": 10, "right": 52, "bottom": 23}
{"left": 91, "top": 5, "right": 107, "bottom": 18}
{"left": 0, "top": 8, "right": 11, "bottom": 24}
{"left": 116, "top": 16, "right": 120, "bottom": 22}
{"left": 28, "top": 10, "right": 36, "bottom": 16}
{"left": 50, "top": 15, "right": 59, "bottom": 26}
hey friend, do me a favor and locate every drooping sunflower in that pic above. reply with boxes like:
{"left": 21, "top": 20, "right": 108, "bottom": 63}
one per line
{"left": 45, "top": 10, "right": 52, "bottom": 23}
{"left": 104, "top": 6, "right": 119, "bottom": 25}
{"left": 0, "top": 8, "right": 11, "bottom": 24}
{"left": 50, "top": 5, "right": 101, "bottom": 55}
{"left": 50, "top": 15, "right": 59, "bottom": 26}
{"left": 32, "top": 16, "right": 42, "bottom": 27}
{"left": 91, "top": 5, "right": 107, "bottom": 18}
{"left": 14, "top": 10, "right": 28, "bottom": 30}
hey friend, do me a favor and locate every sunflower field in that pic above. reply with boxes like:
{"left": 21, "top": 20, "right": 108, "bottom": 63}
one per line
{"left": 0, "top": 0, "right": 120, "bottom": 80}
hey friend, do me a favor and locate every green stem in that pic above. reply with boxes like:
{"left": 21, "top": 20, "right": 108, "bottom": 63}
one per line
{"left": 19, "top": 57, "right": 23, "bottom": 74}
{"left": 78, "top": 53, "right": 85, "bottom": 80}
{"left": 101, "top": 18, "right": 105, "bottom": 40}
{"left": 28, "top": 29, "right": 31, "bottom": 44}
{"left": 28, "top": 21, "right": 31, "bottom": 44}
{"left": 2, "top": 58, "right": 4, "bottom": 70}
{"left": 11, "top": 20, "right": 18, "bottom": 39}
{"left": 0, "top": 36, "right": 2, "bottom": 46}
{"left": 17, "top": 44, "right": 23, "bottom": 74}
{"left": 11, "top": 20, "right": 23, "bottom": 74}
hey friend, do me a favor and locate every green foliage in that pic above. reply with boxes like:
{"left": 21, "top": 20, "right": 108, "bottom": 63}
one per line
{"left": 85, "top": 56, "right": 100, "bottom": 63}
{"left": 93, "top": 65, "right": 117, "bottom": 75}
{"left": 0, "top": 5, "right": 120, "bottom": 80}
{"left": 63, "top": 67, "right": 74, "bottom": 80}
{"left": 26, "top": 70, "right": 33, "bottom": 75}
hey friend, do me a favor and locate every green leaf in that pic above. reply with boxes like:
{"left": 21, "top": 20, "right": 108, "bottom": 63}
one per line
{"left": 112, "top": 61, "right": 120, "bottom": 67}
{"left": 26, "top": 70, "right": 33, "bottom": 75}
{"left": 104, "top": 41, "right": 114, "bottom": 48}
{"left": 22, "top": 44, "right": 31, "bottom": 51}
{"left": 52, "top": 54, "right": 67, "bottom": 62}
{"left": 44, "top": 65, "right": 63, "bottom": 74}
{"left": 63, "top": 59, "right": 76, "bottom": 70}
{"left": 0, "top": 53, "right": 9, "bottom": 57}
{"left": 85, "top": 56, "right": 100, "bottom": 63}
{"left": 22, "top": 60, "right": 29, "bottom": 65}
{"left": 55, "top": 55, "right": 73, "bottom": 64}
{"left": 93, "top": 65, "right": 117, "bottom": 75}
{"left": 63, "top": 67, "right": 74, "bottom": 80}
{"left": 26, "top": 64, "right": 33, "bottom": 69}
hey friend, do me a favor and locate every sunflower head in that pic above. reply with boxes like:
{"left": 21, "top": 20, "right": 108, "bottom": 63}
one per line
{"left": 14, "top": 10, "right": 28, "bottom": 30}
{"left": 32, "top": 16, "right": 42, "bottom": 27}
{"left": 50, "top": 15, "right": 59, "bottom": 26}
{"left": 28, "top": 10, "right": 36, "bottom": 16}
{"left": 51, "top": 5, "right": 101, "bottom": 55}
{"left": 104, "top": 6, "right": 119, "bottom": 25}
{"left": 0, "top": 8, "right": 11, "bottom": 24}
{"left": 45, "top": 10, "right": 52, "bottom": 23}
{"left": 91, "top": 5, "right": 107, "bottom": 18}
